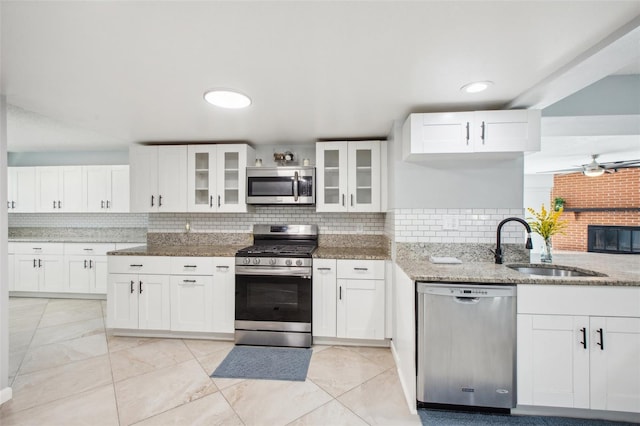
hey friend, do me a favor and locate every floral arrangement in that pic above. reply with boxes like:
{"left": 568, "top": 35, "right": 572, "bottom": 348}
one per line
{"left": 526, "top": 203, "right": 568, "bottom": 240}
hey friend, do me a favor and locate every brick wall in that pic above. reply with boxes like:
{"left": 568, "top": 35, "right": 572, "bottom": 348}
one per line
{"left": 552, "top": 168, "right": 640, "bottom": 251}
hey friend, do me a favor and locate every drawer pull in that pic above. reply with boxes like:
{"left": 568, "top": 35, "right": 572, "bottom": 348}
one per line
{"left": 216, "top": 265, "right": 230, "bottom": 269}
{"left": 130, "top": 264, "right": 143, "bottom": 267}
{"left": 317, "top": 267, "right": 332, "bottom": 271}
{"left": 353, "top": 267, "right": 369, "bottom": 271}
{"left": 182, "top": 279, "right": 197, "bottom": 283}
{"left": 183, "top": 265, "right": 197, "bottom": 268}
{"left": 83, "top": 248, "right": 94, "bottom": 251}
{"left": 33, "top": 247, "right": 42, "bottom": 250}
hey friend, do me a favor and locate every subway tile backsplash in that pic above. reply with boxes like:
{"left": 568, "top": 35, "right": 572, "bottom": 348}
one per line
{"left": 8, "top": 207, "right": 528, "bottom": 245}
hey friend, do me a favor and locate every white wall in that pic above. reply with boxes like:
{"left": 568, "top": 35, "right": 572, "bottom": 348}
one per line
{"left": 1, "top": 94, "right": 11, "bottom": 404}
{"left": 8, "top": 150, "right": 128, "bottom": 166}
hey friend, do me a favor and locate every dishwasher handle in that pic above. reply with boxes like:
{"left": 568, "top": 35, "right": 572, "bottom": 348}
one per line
{"left": 455, "top": 296, "right": 480, "bottom": 304}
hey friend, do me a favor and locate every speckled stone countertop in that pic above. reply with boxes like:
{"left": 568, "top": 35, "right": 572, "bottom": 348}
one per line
{"left": 9, "top": 227, "right": 147, "bottom": 243}
{"left": 396, "top": 250, "right": 640, "bottom": 287}
{"left": 108, "top": 244, "right": 244, "bottom": 257}
{"left": 313, "top": 246, "right": 390, "bottom": 260}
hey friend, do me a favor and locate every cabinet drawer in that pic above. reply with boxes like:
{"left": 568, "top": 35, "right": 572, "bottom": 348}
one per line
{"left": 65, "top": 243, "right": 116, "bottom": 256}
{"left": 170, "top": 257, "right": 214, "bottom": 275}
{"left": 11, "top": 242, "right": 64, "bottom": 255}
{"left": 108, "top": 255, "right": 171, "bottom": 275}
{"left": 337, "top": 259, "right": 384, "bottom": 280}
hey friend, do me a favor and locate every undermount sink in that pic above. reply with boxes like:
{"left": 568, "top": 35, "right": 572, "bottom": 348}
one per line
{"left": 506, "top": 264, "right": 607, "bottom": 278}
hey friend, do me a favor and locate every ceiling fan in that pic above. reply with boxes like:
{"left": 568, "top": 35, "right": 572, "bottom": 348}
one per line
{"left": 540, "top": 155, "right": 640, "bottom": 177}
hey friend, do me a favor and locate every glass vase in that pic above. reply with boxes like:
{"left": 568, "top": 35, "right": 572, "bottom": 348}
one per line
{"left": 540, "top": 237, "right": 553, "bottom": 263}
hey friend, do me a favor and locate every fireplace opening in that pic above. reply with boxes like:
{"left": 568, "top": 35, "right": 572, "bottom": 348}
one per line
{"left": 588, "top": 225, "right": 640, "bottom": 254}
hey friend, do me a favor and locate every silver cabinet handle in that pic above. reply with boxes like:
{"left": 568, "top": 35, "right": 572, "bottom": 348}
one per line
{"left": 466, "top": 122, "right": 470, "bottom": 145}
{"left": 354, "top": 267, "right": 368, "bottom": 271}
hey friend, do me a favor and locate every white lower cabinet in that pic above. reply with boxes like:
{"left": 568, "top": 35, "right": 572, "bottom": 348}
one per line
{"left": 108, "top": 273, "right": 171, "bottom": 330}
{"left": 313, "top": 258, "right": 385, "bottom": 340}
{"left": 171, "top": 275, "right": 213, "bottom": 332}
{"left": 13, "top": 243, "right": 65, "bottom": 293}
{"left": 211, "top": 258, "right": 235, "bottom": 333}
{"left": 65, "top": 243, "right": 116, "bottom": 294}
{"left": 518, "top": 285, "right": 640, "bottom": 414}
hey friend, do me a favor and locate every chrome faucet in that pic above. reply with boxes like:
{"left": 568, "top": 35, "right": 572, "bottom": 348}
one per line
{"left": 494, "top": 217, "right": 533, "bottom": 264}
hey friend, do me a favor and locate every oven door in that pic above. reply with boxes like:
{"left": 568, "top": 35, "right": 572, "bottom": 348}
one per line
{"left": 235, "top": 267, "right": 312, "bottom": 330}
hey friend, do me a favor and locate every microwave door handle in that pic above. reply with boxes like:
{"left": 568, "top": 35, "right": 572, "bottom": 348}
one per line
{"left": 293, "top": 171, "right": 299, "bottom": 202}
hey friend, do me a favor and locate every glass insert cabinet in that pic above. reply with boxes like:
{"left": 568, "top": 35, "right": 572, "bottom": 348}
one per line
{"left": 187, "top": 144, "right": 253, "bottom": 212}
{"left": 315, "top": 140, "right": 382, "bottom": 212}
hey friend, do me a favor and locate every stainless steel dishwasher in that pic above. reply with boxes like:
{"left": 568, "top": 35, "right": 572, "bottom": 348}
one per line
{"left": 417, "top": 283, "right": 517, "bottom": 411}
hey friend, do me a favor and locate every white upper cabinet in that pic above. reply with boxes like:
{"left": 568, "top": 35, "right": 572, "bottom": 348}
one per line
{"left": 36, "top": 166, "right": 84, "bottom": 212}
{"left": 130, "top": 145, "right": 188, "bottom": 212}
{"left": 85, "top": 165, "right": 130, "bottom": 213}
{"left": 316, "top": 140, "right": 382, "bottom": 213}
{"left": 187, "top": 144, "right": 254, "bottom": 213}
{"left": 403, "top": 109, "right": 541, "bottom": 159}
{"left": 7, "top": 167, "right": 37, "bottom": 212}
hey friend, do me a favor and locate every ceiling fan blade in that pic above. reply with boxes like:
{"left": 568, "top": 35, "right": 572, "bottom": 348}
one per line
{"left": 536, "top": 167, "right": 584, "bottom": 174}
{"left": 601, "top": 159, "right": 640, "bottom": 169}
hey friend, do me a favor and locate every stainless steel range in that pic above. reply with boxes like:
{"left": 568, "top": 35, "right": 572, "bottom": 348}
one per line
{"left": 234, "top": 224, "right": 317, "bottom": 348}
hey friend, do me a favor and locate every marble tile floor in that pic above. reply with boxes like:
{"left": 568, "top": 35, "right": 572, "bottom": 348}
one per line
{"left": 1, "top": 297, "right": 421, "bottom": 426}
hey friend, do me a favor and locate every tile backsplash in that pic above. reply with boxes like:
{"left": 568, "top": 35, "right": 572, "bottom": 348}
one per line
{"left": 393, "top": 208, "right": 528, "bottom": 244}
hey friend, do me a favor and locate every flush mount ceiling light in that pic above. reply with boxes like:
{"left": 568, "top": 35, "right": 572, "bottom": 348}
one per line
{"left": 460, "top": 81, "right": 494, "bottom": 94}
{"left": 203, "top": 89, "right": 251, "bottom": 109}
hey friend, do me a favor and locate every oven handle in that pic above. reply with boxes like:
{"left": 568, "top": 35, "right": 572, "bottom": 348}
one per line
{"left": 236, "top": 266, "right": 311, "bottom": 277}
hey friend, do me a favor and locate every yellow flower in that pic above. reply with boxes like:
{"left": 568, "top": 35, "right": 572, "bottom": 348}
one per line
{"left": 527, "top": 203, "right": 568, "bottom": 240}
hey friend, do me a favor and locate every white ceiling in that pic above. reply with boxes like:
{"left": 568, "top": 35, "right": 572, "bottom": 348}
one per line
{"left": 2, "top": 0, "right": 640, "bottom": 163}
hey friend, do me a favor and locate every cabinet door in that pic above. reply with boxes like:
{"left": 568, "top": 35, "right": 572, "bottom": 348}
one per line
{"left": 420, "top": 112, "right": 475, "bottom": 153}
{"left": 212, "top": 258, "right": 235, "bottom": 333}
{"left": 337, "top": 278, "right": 385, "bottom": 340}
{"left": 14, "top": 256, "right": 40, "bottom": 291}
{"left": 107, "top": 274, "right": 139, "bottom": 329}
{"left": 316, "top": 142, "right": 348, "bottom": 212}
{"left": 187, "top": 145, "right": 217, "bottom": 212}
{"left": 109, "top": 165, "right": 130, "bottom": 212}
{"left": 91, "top": 256, "right": 109, "bottom": 294}
{"left": 157, "top": 145, "right": 187, "bottom": 212}
{"left": 347, "top": 141, "right": 380, "bottom": 212}
{"left": 129, "top": 145, "right": 159, "bottom": 212}
{"left": 85, "top": 166, "right": 110, "bottom": 212}
{"left": 9, "top": 167, "right": 37, "bottom": 212}
{"left": 39, "top": 255, "right": 66, "bottom": 292}
{"left": 60, "top": 166, "right": 85, "bottom": 212}
{"left": 473, "top": 110, "right": 539, "bottom": 152}
{"left": 312, "top": 259, "right": 337, "bottom": 337}
{"left": 36, "top": 167, "right": 61, "bottom": 212}
{"left": 138, "top": 274, "right": 171, "bottom": 330}
{"left": 66, "top": 255, "right": 92, "bottom": 293}
{"left": 170, "top": 275, "right": 213, "bottom": 332}
{"left": 590, "top": 316, "right": 640, "bottom": 413}
{"left": 517, "top": 314, "right": 590, "bottom": 408}
{"left": 216, "top": 145, "right": 249, "bottom": 213}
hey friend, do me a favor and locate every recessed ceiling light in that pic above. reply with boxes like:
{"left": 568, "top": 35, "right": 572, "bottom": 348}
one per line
{"left": 203, "top": 89, "right": 251, "bottom": 109}
{"left": 460, "top": 81, "right": 494, "bottom": 94}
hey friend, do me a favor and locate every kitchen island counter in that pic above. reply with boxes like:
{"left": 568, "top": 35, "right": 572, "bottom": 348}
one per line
{"left": 396, "top": 251, "right": 640, "bottom": 286}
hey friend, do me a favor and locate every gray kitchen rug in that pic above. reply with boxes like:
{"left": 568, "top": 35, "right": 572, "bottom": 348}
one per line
{"left": 211, "top": 346, "right": 312, "bottom": 382}
{"left": 419, "top": 409, "right": 637, "bottom": 425}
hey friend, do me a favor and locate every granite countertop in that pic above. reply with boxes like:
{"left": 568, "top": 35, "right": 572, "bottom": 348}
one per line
{"left": 9, "top": 227, "right": 147, "bottom": 244}
{"left": 313, "top": 246, "right": 390, "bottom": 260}
{"left": 108, "top": 244, "right": 245, "bottom": 257}
{"left": 397, "top": 251, "right": 640, "bottom": 287}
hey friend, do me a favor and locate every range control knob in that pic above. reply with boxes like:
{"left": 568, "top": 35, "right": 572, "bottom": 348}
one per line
{"left": 243, "top": 258, "right": 250, "bottom": 265}
{"left": 296, "top": 259, "right": 303, "bottom": 266}
{"left": 269, "top": 258, "right": 277, "bottom": 265}
{"left": 252, "top": 258, "right": 261, "bottom": 265}
{"left": 285, "top": 259, "right": 293, "bottom": 266}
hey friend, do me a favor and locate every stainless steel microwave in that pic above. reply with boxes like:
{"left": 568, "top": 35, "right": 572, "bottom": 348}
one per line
{"left": 246, "top": 166, "right": 315, "bottom": 205}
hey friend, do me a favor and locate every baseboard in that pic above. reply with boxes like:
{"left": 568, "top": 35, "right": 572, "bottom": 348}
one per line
{"left": 0, "top": 387, "right": 12, "bottom": 405}
{"left": 514, "top": 405, "right": 640, "bottom": 423}
{"left": 109, "top": 329, "right": 234, "bottom": 341}
{"left": 9, "top": 291, "right": 106, "bottom": 300}
{"left": 391, "top": 340, "right": 417, "bottom": 415}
